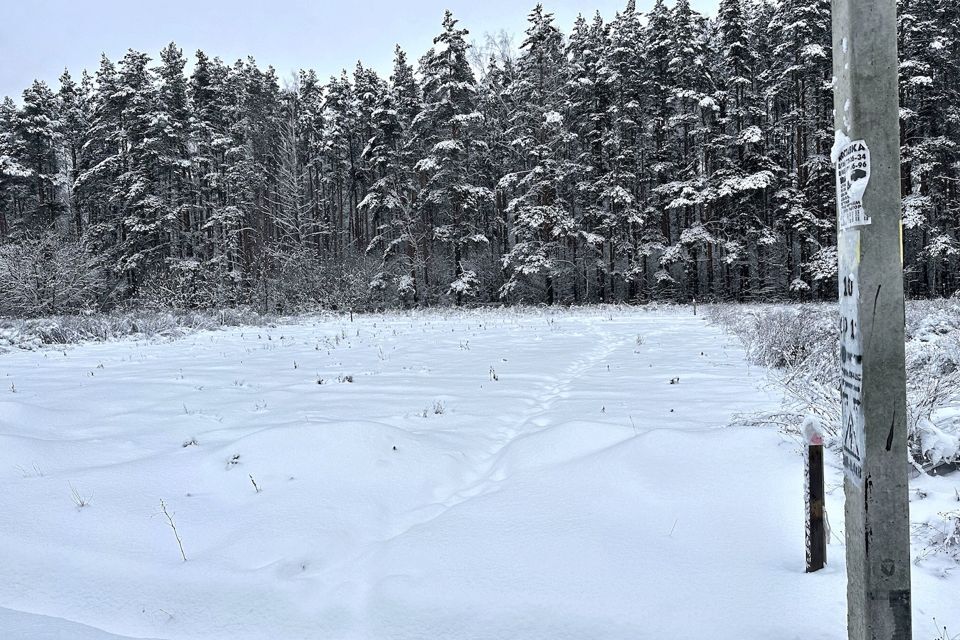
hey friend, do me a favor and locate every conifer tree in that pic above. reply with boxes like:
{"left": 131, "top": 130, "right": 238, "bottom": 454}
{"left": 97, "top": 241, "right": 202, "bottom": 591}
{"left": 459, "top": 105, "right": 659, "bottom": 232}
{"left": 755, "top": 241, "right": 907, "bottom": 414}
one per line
{"left": 0, "top": 97, "right": 31, "bottom": 236}
{"left": 57, "top": 70, "right": 89, "bottom": 237}
{"left": 500, "top": 4, "right": 572, "bottom": 304}
{"left": 155, "top": 43, "right": 192, "bottom": 267}
{"left": 362, "top": 47, "right": 423, "bottom": 305}
{"left": 16, "top": 80, "right": 62, "bottom": 229}
{"left": 414, "top": 11, "right": 493, "bottom": 304}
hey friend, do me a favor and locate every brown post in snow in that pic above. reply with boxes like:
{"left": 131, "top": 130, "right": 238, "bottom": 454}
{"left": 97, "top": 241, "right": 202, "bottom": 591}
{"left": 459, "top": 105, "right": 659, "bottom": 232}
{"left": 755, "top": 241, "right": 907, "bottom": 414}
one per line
{"left": 804, "top": 419, "right": 826, "bottom": 573}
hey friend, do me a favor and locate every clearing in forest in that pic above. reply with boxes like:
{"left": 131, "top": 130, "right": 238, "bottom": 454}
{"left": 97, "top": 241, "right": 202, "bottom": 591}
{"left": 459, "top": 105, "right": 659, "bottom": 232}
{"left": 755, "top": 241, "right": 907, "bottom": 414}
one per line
{"left": 0, "top": 307, "right": 955, "bottom": 639}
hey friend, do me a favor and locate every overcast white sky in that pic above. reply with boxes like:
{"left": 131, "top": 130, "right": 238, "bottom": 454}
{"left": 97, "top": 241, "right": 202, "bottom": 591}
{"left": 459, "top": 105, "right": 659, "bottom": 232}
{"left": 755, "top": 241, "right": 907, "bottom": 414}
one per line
{"left": 0, "top": 0, "right": 718, "bottom": 100}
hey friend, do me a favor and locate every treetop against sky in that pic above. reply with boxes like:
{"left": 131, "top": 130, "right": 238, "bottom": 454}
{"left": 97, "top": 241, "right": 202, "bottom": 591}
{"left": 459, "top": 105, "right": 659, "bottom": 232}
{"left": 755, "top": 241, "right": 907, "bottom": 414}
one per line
{"left": 0, "top": 0, "right": 718, "bottom": 100}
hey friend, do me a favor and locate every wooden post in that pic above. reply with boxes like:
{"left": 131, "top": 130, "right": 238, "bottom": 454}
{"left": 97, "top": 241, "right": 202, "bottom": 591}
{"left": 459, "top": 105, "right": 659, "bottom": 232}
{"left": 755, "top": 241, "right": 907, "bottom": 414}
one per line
{"left": 831, "top": 0, "right": 912, "bottom": 637}
{"left": 804, "top": 418, "right": 827, "bottom": 573}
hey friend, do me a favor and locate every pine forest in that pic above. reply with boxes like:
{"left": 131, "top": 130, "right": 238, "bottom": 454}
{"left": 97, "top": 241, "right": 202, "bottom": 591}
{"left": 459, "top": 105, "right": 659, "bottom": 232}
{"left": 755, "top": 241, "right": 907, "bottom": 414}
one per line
{"left": 1, "top": 0, "right": 957, "bottom": 315}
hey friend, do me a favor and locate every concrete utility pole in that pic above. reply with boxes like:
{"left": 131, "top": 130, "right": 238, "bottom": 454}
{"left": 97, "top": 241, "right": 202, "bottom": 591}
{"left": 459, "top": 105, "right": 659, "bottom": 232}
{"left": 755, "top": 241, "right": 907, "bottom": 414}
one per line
{"left": 831, "top": 1, "right": 912, "bottom": 638}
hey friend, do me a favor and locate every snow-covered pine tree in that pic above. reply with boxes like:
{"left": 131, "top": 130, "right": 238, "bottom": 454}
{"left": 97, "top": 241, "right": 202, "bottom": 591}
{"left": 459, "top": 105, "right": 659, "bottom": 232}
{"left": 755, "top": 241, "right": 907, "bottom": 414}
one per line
{"left": 320, "top": 70, "right": 359, "bottom": 262}
{"left": 111, "top": 50, "right": 168, "bottom": 292}
{"left": 15, "top": 80, "right": 62, "bottom": 230}
{"left": 660, "top": 0, "right": 712, "bottom": 300}
{"left": 0, "top": 96, "right": 31, "bottom": 236}
{"left": 295, "top": 68, "right": 325, "bottom": 254}
{"left": 414, "top": 11, "right": 494, "bottom": 305}
{"left": 561, "top": 14, "right": 593, "bottom": 302}
{"left": 898, "top": 0, "right": 960, "bottom": 296}
{"left": 222, "top": 58, "right": 283, "bottom": 311}
{"left": 500, "top": 4, "right": 573, "bottom": 304}
{"left": 709, "top": 0, "right": 777, "bottom": 300}
{"left": 641, "top": 0, "right": 680, "bottom": 298}
{"left": 768, "top": 0, "right": 833, "bottom": 298}
{"left": 566, "top": 11, "right": 611, "bottom": 302}
{"left": 362, "top": 47, "right": 423, "bottom": 306}
{"left": 189, "top": 51, "right": 245, "bottom": 304}
{"left": 57, "top": 69, "right": 90, "bottom": 238}
{"left": 155, "top": 44, "right": 193, "bottom": 273}
{"left": 476, "top": 47, "right": 518, "bottom": 298}
{"left": 354, "top": 63, "right": 388, "bottom": 252}
{"left": 73, "top": 55, "right": 125, "bottom": 278}
{"left": 596, "top": 1, "right": 648, "bottom": 302}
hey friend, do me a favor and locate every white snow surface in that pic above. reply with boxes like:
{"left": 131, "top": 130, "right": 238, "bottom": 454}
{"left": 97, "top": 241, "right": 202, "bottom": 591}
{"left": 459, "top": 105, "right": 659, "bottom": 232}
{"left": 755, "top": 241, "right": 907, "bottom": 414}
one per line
{"left": 543, "top": 110, "right": 562, "bottom": 124}
{"left": 0, "top": 307, "right": 957, "bottom": 639}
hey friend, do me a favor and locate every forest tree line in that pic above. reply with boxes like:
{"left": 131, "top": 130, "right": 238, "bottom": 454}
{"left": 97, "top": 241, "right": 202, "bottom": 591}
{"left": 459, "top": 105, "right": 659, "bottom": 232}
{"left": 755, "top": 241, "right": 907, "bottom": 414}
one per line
{"left": 0, "top": 0, "right": 958, "bottom": 315}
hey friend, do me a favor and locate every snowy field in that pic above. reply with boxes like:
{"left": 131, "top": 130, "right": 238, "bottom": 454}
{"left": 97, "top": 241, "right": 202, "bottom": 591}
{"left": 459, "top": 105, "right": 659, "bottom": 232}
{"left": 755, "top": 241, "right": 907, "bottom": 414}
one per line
{"left": 0, "top": 307, "right": 957, "bottom": 639}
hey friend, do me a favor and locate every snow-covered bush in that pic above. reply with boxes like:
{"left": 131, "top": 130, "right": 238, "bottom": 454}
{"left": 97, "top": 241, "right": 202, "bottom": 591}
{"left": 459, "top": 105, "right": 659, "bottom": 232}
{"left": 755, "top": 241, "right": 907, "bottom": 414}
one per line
{"left": 710, "top": 301, "right": 960, "bottom": 471}
{"left": 0, "top": 308, "right": 267, "bottom": 349}
{"left": 0, "top": 233, "right": 106, "bottom": 316}
{"left": 129, "top": 250, "right": 386, "bottom": 314}
{"left": 718, "top": 304, "right": 835, "bottom": 370}
{"left": 135, "top": 258, "right": 234, "bottom": 310}
{"left": 916, "top": 509, "right": 960, "bottom": 565}
{"left": 258, "top": 250, "right": 381, "bottom": 312}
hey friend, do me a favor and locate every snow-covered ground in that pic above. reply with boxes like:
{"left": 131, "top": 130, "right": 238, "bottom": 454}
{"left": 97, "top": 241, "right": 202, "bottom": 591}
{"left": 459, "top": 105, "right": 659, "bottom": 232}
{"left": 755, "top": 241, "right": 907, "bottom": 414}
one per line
{"left": 0, "top": 307, "right": 956, "bottom": 639}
